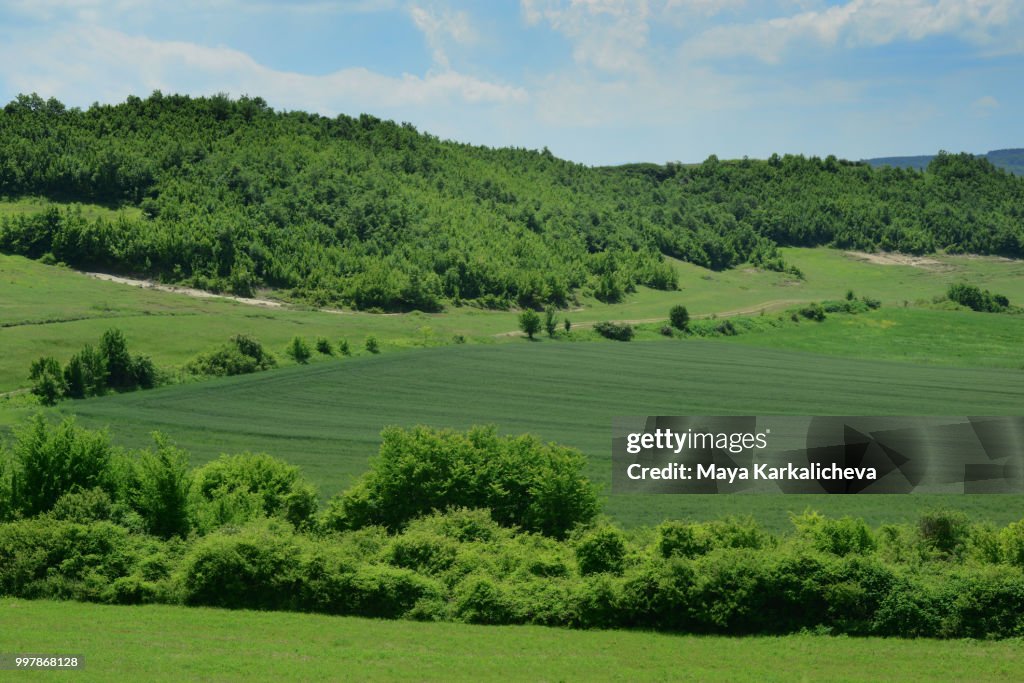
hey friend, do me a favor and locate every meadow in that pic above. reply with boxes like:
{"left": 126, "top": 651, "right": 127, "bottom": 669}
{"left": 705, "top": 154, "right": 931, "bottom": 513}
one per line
{"left": 42, "top": 341, "right": 1024, "bottom": 531}
{"left": 2, "top": 599, "right": 1022, "bottom": 682}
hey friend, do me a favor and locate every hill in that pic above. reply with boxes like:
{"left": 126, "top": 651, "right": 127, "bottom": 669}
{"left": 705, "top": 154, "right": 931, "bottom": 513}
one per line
{"left": 1, "top": 93, "right": 1023, "bottom": 311}
{"left": 55, "top": 341, "right": 1024, "bottom": 530}
{"left": 866, "top": 148, "right": 1024, "bottom": 175}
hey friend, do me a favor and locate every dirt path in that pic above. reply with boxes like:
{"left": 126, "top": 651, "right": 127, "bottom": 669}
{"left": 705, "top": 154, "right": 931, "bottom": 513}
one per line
{"left": 493, "top": 299, "right": 803, "bottom": 337}
{"left": 85, "top": 272, "right": 287, "bottom": 308}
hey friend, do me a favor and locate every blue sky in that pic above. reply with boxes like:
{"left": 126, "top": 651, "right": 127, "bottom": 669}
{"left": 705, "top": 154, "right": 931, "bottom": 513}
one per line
{"left": 0, "top": 0, "right": 1020, "bottom": 165}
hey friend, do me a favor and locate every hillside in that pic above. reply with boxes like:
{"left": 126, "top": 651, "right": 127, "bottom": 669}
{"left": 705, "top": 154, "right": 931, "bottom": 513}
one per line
{"left": 1, "top": 93, "right": 1023, "bottom": 311}
{"left": 866, "top": 148, "right": 1024, "bottom": 175}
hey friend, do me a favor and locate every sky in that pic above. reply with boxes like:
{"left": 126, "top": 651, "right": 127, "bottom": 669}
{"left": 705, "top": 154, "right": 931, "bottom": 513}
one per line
{"left": 0, "top": 0, "right": 1020, "bottom": 165}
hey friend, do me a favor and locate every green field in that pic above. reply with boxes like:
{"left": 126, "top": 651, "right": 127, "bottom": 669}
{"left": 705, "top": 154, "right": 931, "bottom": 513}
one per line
{"left": 3, "top": 243, "right": 1023, "bottom": 393}
{"left": 38, "top": 341, "right": 1024, "bottom": 531}
{"left": 1, "top": 599, "right": 1020, "bottom": 682}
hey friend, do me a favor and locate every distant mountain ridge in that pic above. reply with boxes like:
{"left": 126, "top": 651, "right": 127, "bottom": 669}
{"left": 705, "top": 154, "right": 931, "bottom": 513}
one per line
{"left": 865, "top": 149, "right": 1024, "bottom": 175}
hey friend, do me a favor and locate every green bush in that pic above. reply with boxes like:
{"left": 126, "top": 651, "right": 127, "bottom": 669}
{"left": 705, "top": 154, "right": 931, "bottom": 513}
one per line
{"left": 333, "top": 426, "right": 597, "bottom": 538}
{"left": 518, "top": 310, "right": 541, "bottom": 339}
{"left": 49, "top": 487, "right": 113, "bottom": 524}
{"left": 798, "top": 303, "right": 827, "bottom": 322}
{"left": 180, "top": 522, "right": 303, "bottom": 610}
{"left": 187, "top": 335, "right": 276, "bottom": 377}
{"left": 286, "top": 336, "right": 312, "bottom": 364}
{"left": 10, "top": 416, "right": 113, "bottom": 516}
{"left": 1000, "top": 520, "right": 1024, "bottom": 568}
{"left": 337, "top": 339, "right": 351, "bottom": 356}
{"left": 918, "top": 509, "right": 971, "bottom": 559}
{"left": 575, "top": 526, "right": 627, "bottom": 575}
{"left": 657, "top": 521, "right": 714, "bottom": 559}
{"left": 135, "top": 436, "right": 192, "bottom": 539}
{"left": 315, "top": 337, "right": 333, "bottom": 355}
{"left": 669, "top": 304, "right": 690, "bottom": 330}
{"left": 452, "top": 575, "right": 516, "bottom": 624}
{"left": 593, "top": 321, "right": 634, "bottom": 341}
{"left": 792, "top": 510, "right": 876, "bottom": 556}
{"left": 29, "top": 356, "right": 66, "bottom": 405}
{"left": 192, "top": 453, "right": 318, "bottom": 530}
{"left": 365, "top": 336, "right": 380, "bottom": 354}
{"left": 947, "top": 282, "right": 1010, "bottom": 312}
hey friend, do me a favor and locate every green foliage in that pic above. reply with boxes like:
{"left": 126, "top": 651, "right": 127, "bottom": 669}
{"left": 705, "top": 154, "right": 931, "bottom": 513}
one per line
{"left": 1, "top": 96, "right": 1022, "bottom": 311}
{"left": 10, "top": 415, "right": 113, "bottom": 516}
{"left": 792, "top": 510, "right": 876, "bottom": 556}
{"left": 918, "top": 509, "right": 971, "bottom": 559}
{"left": 669, "top": 304, "right": 690, "bottom": 330}
{"left": 332, "top": 425, "right": 598, "bottom": 538}
{"left": 947, "top": 282, "right": 1010, "bottom": 312}
{"left": 315, "top": 337, "right": 333, "bottom": 355}
{"left": 544, "top": 306, "right": 558, "bottom": 338}
{"left": 188, "top": 334, "right": 276, "bottom": 377}
{"left": 593, "top": 321, "right": 633, "bottom": 341}
{"left": 365, "top": 336, "right": 380, "bottom": 354}
{"left": 135, "top": 436, "right": 192, "bottom": 539}
{"left": 29, "top": 356, "right": 65, "bottom": 405}
{"left": 337, "top": 339, "right": 351, "bottom": 356}
{"left": 798, "top": 303, "right": 827, "bottom": 322}
{"left": 192, "top": 452, "right": 319, "bottom": 530}
{"left": 101, "top": 328, "right": 134, "bottom": 390}
{"left": 518, "top": 310, "right": 541, "bottom": 339}
{"left": 575, "top": 525, "right": 627, "bottom": 575}
{"left": 286, "top": 336, "right": 312, "bottom": 364}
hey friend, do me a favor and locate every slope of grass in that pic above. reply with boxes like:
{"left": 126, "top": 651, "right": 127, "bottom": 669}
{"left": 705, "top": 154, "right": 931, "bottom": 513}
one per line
{"left": 2, "top": 599, "right": 1022, "bottom": 683}
{"left": 2, "top": 247, "right": 1023, "bottom": 393}
{"left": 43, "top": 341, "right": 1024, "bottom": 531}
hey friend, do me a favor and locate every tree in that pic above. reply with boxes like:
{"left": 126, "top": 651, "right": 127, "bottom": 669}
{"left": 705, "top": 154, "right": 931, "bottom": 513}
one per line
{"left": 100, "top": 328, "right": 134, "bottom": 389}
{"left": 316, "top": 337, "right": 333, "bottom": 355}
{"left": 287, "top": 336, "right": 311, "bottom": 364}
{"left": 365, "top": 336, "right": 380, "bottom": 354}
{"left": 519, "top": 310, "right": 541, "bottom": 339}
{"left": 563, "top": 318, "right": 571, "bottom": 333}
{"left": 29, "top": 357, "right": 66, "bottom": 406}
{"left": 544, "top": 306, "right": 558, "bottom": 337}
{"left": 669, "top": 305, "right": 690, "bottom": 331}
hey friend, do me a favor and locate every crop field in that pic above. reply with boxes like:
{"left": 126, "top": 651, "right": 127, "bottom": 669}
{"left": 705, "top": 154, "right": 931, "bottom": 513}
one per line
{"left": 42, "top": 340, "right": 1024, "bottom": 531}
{"left": 2, "top": 599, "right": 1022, "bottom": 682}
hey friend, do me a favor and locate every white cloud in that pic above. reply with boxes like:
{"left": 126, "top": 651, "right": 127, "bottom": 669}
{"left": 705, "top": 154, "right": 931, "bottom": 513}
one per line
{"left": 522, "top": 0, "right": 653, "bottom": 75}
{"left": 409, "top": 4, "right": 477, "bottom": 69}
{"left": 0, "top": 26, "right": 527, "bottom": 110}
{"left": 682, "top": 0, "right": 1023, "bottom": 64}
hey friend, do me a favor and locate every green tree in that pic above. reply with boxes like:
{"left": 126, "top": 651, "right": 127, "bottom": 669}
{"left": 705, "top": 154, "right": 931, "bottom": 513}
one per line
{"left": 286, "top": 337, "right": 311, "bottom": 364}
{"left": 136, "top": 434, "right": 192, "bottom": 538}
{"left": 365, "top": 336, "right": 380, "bottom": 354}
{"left": 669, "top": 305, "right": 690, "bottom": 331}
{"left": 544, "top": 306, "right": 558, "bottom": 337}
{"left": 29, "top": 356, "right": 66, "bottom": 406}
{"left": 519, "top": 310, "right": 541, "bottom": 339}
{"left": 100, "top": 328, "right": 134, "bottom": 390}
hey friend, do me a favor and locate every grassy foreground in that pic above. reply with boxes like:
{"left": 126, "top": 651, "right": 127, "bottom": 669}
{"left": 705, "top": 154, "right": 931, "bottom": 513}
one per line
{"left": 48, "top": 341, "right": 1024, "bottom": 530}
{"left": 2, "top": 599, "right": 1022, "bottom": 682}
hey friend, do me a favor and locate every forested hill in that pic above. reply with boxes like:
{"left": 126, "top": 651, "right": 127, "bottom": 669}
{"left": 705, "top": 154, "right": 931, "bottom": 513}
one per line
{"left": 1, "top": 93, "right": 1022, "bottom": 311}
{"left": 866, "top": 149, "right": 1024, "bottom": 176}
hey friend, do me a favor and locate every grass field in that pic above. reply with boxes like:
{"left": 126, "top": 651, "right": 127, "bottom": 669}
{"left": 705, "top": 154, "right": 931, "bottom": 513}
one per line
{"left": 2, "top": 244, "right": 1023, "bottom": 393}
{"left": 34, "top": 341, "right": 1024, "bottom": 531}
{"left": 2, "top": 599, "right": 1022, "bottom": 682}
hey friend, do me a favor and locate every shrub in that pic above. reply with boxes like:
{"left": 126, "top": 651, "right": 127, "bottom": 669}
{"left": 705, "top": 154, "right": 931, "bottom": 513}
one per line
{"left": 657, "top": 521, "right": 714, "bottom": 559}
{"left": 715, "top": 320, "right": 737, "bottom": 336}
{"left": 286, "top": 336, "right": 312, "bottom": 364}
{"left": 947, "top": 282, "right": 1009, "bottom": 312}
{"left": 338, "top": 339, "right": 351, "bottom": 356}
{"left": 135, "top": 436, "right": 192, "bottom": 539}
{"left": 192, "top": 453, "right": 318, "bottom": 530}
{"left": 575, "top": 526, "right": 627, "bottom": 575}
{"left": 29, "top": 356, "right": 65, "bottom": 405}
{"left": 593, "top": 321, "right": 633, "bottom": 341}
{"left": 10, "top": 416, "right": 113, "bottom": 516}
{"left": 180, "top": 522, "right": 303, "bottom": 610}
{"left": 659, "top": 325, "right": 673, "bottom": 337}
{"left": 452, "top": 575, "right": 516, "bottom": 624}
{"left": 563, "top": 318, "right": 571, "bottom": 333}
{"left": 518, "top": 310, "right": 541, "bottom": 339}
{"left": 365, "top": 336, "right": 380, "bottom": 353}
{"left": 315, "top": 337, "right": 333, "bottom": 355}
{"left": 188, "top": 335, "right": 276, "bottom": 377}
{"left": 1000, "top": 520, "right": 1024, "bottom": 568}
{"left": 918, "top": 509, "right": 971, "bottom": 559}
{"left": 130, "top": 355, "right": 159, "bottom": 389}
{"left": 669, "top": 305, "right": 690, "bottom": 330}
{"left": 49, "top": 487, "right": 113, "bottom": 524}
{"left": 798, "top": 303, "right": 826, "bottom": 322}
{"left": 792, "top": 510, "right": 876, "bottom": 556}
{"left": 544, "top": 306, "right": 558, "bottom": 337}
{"left": 334, "top": 425, "right": 598, "bottom": 538}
